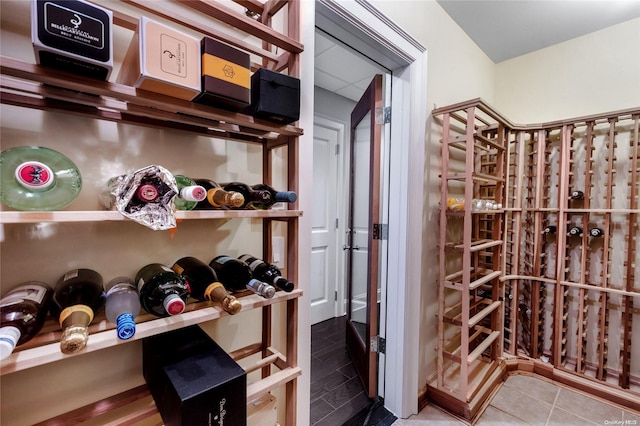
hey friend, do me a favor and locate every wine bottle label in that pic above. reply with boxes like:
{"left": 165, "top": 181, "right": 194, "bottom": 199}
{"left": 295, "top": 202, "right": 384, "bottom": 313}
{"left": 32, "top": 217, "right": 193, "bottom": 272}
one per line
{"left": 63, "top": 269, "right": 80, "bottom": 281}
{"left": 105, "top": 281, "right": 137, "bottom": 298}
{"left": 172, "top": 264, "right": 185, "bottom": 275}
{"left": 15, "top": 161, "right": 55, "bottom": 190}
{"left": 247, "top": 259, "right": 263, "bottom": 271}
{"left": 59, "top": 304, "right": 94, "bottom": 327}
{"left": 0, "top": 283, "right": 49, "bottom": 307}
{"left": 215, "top": 256, "right": 233, "bottom": 264}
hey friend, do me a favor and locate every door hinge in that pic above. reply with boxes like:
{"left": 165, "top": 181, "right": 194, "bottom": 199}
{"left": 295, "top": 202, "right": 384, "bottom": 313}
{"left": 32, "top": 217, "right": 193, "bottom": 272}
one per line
{"left": 371, "top": 335, "right": 386, "bottom": 353}
{"left": 372, "top": 223, "right": 388, "bottom": 240}
{"left": 334, "top": 291, "right": 338, "bottom": 301}
{"left": 335, "top": 144, "right": 340, "bottom": 155}
{"left": 375, "top": 106, "right": 391, "bottom": 124}
{"left": 335, "top": 218, "right": 339, "bottom": 229}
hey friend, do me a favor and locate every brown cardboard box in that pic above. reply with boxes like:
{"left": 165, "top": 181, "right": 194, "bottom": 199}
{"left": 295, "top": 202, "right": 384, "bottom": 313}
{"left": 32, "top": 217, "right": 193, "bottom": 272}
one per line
{"left": 117, "top": 16, "right": 201, "bottom": 101}
{"left": 194, "top": 37, "right": 251, "bottom": 111}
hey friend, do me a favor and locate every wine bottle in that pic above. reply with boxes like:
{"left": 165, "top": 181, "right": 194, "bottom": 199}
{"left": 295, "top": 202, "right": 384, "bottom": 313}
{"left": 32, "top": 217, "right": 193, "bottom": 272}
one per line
{"left": 0, "top": 146, "right": 82, "bottom": 211}
{"left": 568, "top": 226, "right": 583, "bottom": 236}
{"left": 174, "top": 175, "right": 207, "bottom": 211}
{"left": 542, "top": 225, "right": 557, "bottom": 235}
{"left": 193, "top": 179, "right": 245, "bottom": 209}
{"left": 50, "top": 269, "right": 106, "bottom": 354}
{"left": 99, "top": 165, "right": 178, "bottom": 230}
{"left": 136, "top": 263, "right": 190, "bottom": 317}
{"left": 0, "top": 282, "right": 53, "bottom": 360}
{"left": 220, "top": 182, "right": 272, "bottom": 209}
{"left": 570, "top": 190, "right": 584, "bottom": 200}
{"left": 171, "top": 256, "right": 242, "bottom": 315}
{"left": 589, "top": 227, "right": 604, "bottom": 237}
{"left": 209, "top": 255, "right": 275, "bottom": 299}
{"left": 238, "top": 254, "right": 294, "bottom": 292}
{"left": 105, "top": 277, "right": 140, "bottom": 340}
{"left": 248, "top": 183, "right": 297, "bottom": 210}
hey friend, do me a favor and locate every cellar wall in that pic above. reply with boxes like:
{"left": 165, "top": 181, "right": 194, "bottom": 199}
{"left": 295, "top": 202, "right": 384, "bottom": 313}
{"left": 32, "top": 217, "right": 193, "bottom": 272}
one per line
{"left": 0, "top": 1, "right": 290, "bottom": 424}
{"left": 494, "top": 18, "right": 640, "bottom": 123}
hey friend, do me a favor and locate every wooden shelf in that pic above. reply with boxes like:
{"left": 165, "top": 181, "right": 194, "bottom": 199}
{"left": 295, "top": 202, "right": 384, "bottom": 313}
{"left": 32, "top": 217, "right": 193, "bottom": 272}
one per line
{"left": 445, "top": 239, "right": 503, "bottom": 253}
{"left": 0, "top": 56, "right": 303, "bottom": 144}
{"left": 1, "top": 289, "right": 303, "bottom": 376}
{"left": 34, "top": 357, "right": 301, "bottom": 426}
{"left": 445, "top": 269, "right": 502, "bottom": 291}
{"left": 0, "top": 209, "right": 303, "bottom": 224}
{"left": 0, "top": 1, "right": 304, "bottom": 424}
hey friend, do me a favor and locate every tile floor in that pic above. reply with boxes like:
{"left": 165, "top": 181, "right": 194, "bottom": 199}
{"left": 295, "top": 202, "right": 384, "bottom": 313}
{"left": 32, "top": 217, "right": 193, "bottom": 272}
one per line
{"left": 393, "top": 374, "right": 640, "bottom": 426}
{"left": 310, "top": 316, "right": 374, "bottom": 425}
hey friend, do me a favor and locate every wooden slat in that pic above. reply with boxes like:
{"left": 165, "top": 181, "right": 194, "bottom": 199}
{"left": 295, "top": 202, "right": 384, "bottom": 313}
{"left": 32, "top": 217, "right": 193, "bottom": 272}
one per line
{"left": 177, "top": 0, "right": 303, "bottom": 53}
{"left": 468, "top": 301, "right": 501, "bottom": 328}
{"left": 467, "top": 331, "right": 501, "bottom": 364}
{"left": 0, "top": 209, "right": 302, "bottom": 224}
{"left": 1, "top": 290, "right": 303, "bottom": 375}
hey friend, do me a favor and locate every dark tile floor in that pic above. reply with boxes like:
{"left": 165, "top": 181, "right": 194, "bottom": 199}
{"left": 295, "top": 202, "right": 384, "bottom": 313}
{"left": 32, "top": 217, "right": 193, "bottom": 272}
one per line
{"left": 310, "top": 316, "right": 374, "bottom": 425}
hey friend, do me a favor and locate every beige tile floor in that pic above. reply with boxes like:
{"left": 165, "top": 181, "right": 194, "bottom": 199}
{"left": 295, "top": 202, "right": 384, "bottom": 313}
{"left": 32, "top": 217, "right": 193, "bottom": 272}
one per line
{"left": 393, "top": 375, "right": 640, "bottom": 426}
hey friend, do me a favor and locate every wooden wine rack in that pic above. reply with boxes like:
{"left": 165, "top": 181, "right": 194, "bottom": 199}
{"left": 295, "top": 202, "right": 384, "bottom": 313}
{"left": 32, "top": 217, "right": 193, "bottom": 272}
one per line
{"left": 0, "top": 1, "right": 304, "bottom": 425}
{"left": 431, "top": 99, "right": 640, "bottom": 421}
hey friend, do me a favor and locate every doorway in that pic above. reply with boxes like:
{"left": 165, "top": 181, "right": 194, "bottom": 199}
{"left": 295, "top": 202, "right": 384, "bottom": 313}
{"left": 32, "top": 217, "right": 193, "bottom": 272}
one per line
{"left": 310, "top": 27, "right": 392, "bottom": 424}
{"left": 302, "top": 0, "right": 428, "bottom": 421}
{"left": 311, "top": 29, "right": 390, "bottom": 328}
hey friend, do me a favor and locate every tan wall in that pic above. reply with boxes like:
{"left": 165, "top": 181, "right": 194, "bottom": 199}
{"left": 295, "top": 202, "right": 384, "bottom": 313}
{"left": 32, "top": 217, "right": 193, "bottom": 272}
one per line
{"left": 495, "top": 18, "right": 640, "bottom": 123}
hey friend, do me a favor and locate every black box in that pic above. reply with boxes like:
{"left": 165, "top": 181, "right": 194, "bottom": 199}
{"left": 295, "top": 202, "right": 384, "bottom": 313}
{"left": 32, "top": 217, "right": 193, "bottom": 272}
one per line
{"left": 143, "top": 326, "right": 247, "bottom": 426}
{"left": 247, "top": 68, "right": 300, "bottom": 124}
{"left": 31, "top": 0, "right": 113, "bottom": 80}
{"left": 194, "top": 37, "right": 251, "bottom": 111}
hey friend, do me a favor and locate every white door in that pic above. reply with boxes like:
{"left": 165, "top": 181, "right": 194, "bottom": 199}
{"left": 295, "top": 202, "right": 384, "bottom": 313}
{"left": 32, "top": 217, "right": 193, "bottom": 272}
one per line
{"left": 310, "top": 118, "right": 343, "bottom": 325}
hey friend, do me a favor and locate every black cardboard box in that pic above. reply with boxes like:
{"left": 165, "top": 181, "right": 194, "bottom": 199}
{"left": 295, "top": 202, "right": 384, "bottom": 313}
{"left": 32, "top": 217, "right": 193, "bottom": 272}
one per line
{"left": 31, "top": 0, "right": 113, "bottom": 80}
{"left": 143, "top": 326, "right": 247, "bottom": 426}
{"left": 194, "top": 37, "right": 251, "bottom": 111}
{"left": 247, "top": 68, "right": 300, "bottom": 124}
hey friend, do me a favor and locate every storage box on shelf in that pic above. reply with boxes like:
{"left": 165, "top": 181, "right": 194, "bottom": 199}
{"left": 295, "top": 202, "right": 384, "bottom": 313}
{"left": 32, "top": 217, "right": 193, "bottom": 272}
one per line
{"left": 432, "top": 99, "right": 640, "bottom": 420}
{"left": 0, "top": 1, "right": 303, "bottom": 425}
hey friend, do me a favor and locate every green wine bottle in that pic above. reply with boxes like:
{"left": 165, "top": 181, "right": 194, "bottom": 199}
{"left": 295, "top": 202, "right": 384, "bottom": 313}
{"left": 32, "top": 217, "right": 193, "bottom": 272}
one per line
{"left": 0, "top": 146, "right": 82, "bottom": 211}
{"left": 174, "top": 175, "right": 206, "bottom": 211}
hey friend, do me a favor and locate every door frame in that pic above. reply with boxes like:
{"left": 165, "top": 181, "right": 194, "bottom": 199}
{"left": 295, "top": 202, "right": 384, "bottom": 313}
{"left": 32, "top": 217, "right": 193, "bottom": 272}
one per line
{"left": 308, "top": 0, "right": 428, "bottom": 419}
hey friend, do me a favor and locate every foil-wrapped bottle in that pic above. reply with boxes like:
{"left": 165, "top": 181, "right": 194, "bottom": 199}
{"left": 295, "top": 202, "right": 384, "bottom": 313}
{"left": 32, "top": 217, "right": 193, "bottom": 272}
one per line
{"left": 100, "top": 165, "right": 178, "bottom": 230}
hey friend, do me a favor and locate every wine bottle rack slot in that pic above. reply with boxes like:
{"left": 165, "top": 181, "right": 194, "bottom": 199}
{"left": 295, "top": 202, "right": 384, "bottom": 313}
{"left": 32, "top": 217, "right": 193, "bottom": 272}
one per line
{"left": 432, "top": 99, "right": 640, "bottom": 420}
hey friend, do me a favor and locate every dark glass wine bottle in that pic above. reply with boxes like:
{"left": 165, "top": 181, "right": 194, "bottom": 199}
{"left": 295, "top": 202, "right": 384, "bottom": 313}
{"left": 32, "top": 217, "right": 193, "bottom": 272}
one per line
{"left": 50, "top": 269, "right": 106, "bottom": 354}
{"left": 193, "top": 179, "right": 245, "bottom": 209}
{"left": 249, "top": 184, "right": 297, "bottom": 210}
{"left": 0, "top": 282, "right": 53, "bottom": 360}
{"left": 542, "top": 225, "right": 557, "bottom": 235}
{"left": 568, "top": 226, "right": 583, "bottom": 236}
{"left": 220, "top": 182, "right": 272, "bottom": 209}
{"left": 589, "top": 227, "right": 604, "bottom": 237}
{"left": 172, "top": 256, "right": 242, "bottom": 315}
{"left": 238, "top": 254, "right": 294, "bottom": 292}
{"left": 136, "top": 263, "right": 190, "bottom": 317}
{"left": 209, "top": 255, "right": 275, "bottom": 299}
{"left": 570, "top": 190, "right": 584, "bottom": 200}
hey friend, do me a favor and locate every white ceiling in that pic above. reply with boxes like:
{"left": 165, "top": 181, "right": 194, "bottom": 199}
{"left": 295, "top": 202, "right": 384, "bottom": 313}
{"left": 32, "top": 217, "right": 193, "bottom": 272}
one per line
{"left": 313, "top": 1, "right": 640, "bottom": 99}
{"left": 436, "top": 0, "right": 640, "bottom": 63}
{"left": 314, "top": 30, "right": 388, "bottom": 101}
